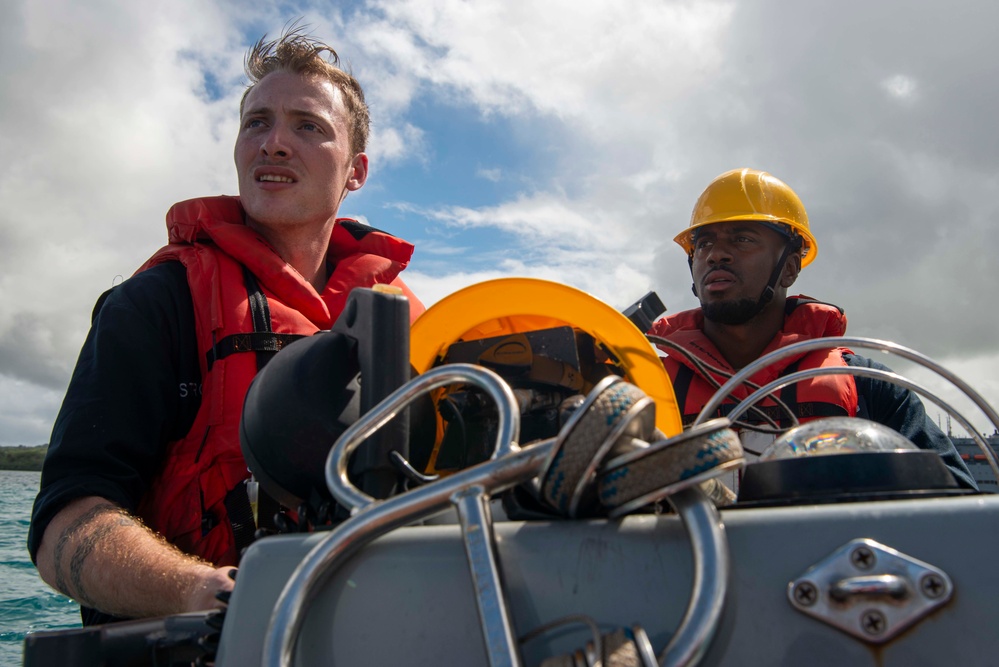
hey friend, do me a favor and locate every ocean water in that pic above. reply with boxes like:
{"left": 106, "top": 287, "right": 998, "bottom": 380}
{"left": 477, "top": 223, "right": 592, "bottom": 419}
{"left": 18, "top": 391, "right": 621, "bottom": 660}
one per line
{"left": 0, "top": 471, "right": 80, "bottom": 667}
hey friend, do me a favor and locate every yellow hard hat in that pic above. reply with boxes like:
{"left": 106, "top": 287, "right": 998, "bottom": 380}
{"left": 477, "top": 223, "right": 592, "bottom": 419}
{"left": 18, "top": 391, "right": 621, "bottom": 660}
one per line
{"left": 674, "top": 168, "right": 818, "bottom": 268}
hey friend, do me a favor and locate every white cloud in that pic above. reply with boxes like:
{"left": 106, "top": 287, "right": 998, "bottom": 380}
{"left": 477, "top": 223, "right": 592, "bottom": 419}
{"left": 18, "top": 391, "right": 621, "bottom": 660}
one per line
{"left": 350, "top": 0, "right": 735, "bottom": 186}
{"left": 477, "top": 167, "right": 501, "bottom": 182}
{"left": 0, "top": 375, "right": 65, "bottom": 446}
{"left": 0, "top": 0, "right": 252, "bottom": 443}
{"left": 882, "top": 74, "right": 918, "bottom": 101}
{"left": 893, "top": 351, "right": 999, "bottom": 439}
{"left": 427, "top": 195, "right": 605, "bottom": 245}
{"left": 402, "top": 269, "right": 507, "bottom": 310}
{"left": 370, "top": 122, "right": 429, "bottom": 165}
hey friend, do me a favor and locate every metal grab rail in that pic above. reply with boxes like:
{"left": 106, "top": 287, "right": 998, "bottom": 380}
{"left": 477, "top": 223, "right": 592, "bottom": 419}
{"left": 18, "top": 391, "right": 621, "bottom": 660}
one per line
{"left": 262, "top": 364, "right": 730, "bottom": 667}
{"left": 726, "top": 366, "right": 998, "bottom": 482}
{"left": 693, "top": 337, "right": 999, "bottom": 483}
{"left": 264, "top": 364, "right": 528, "bottom": 667}
{"left": 326, "top": 363, "right": 523, "bottom": 512}
{"left": 659, "top": 488, "right": 729, "bottom": 667}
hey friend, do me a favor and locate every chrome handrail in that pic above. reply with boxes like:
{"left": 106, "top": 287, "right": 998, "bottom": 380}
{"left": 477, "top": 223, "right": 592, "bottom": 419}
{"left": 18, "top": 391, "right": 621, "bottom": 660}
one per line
{"left": 659, "top": 487, "right": 729, "bottom": 667}
{"left": 265, "top": 364, "right": 529, "bottom": 667}
{"left": 326, "top": 364, "right": 522, "bottom": 513}
{"left": 262, "top": 364, "right": 730, "bottom": 667}
{"left": 693, "top": 337, "right": 999, "bottom": 482}
{"left": 726, "top": 365, "right": 998, "bottom": 481}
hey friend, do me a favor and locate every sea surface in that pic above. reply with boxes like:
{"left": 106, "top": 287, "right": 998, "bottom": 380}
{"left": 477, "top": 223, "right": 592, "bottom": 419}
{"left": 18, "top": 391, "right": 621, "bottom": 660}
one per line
{"left": 0, "top": 471, "right": 79, "bottom": 667}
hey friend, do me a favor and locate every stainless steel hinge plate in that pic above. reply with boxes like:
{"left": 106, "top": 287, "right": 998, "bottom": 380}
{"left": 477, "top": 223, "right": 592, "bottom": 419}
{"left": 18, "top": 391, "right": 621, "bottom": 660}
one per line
{"left": 787, "top": 538, "right": 952, "bottom": 644}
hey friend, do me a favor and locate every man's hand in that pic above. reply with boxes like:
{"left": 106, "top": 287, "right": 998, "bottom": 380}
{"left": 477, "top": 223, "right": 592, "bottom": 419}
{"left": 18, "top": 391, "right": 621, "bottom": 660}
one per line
{"left": 184, "top": 565, "right": 237, "bottom": 612}
{"left": 37, "top": 496, "right": 238, "bottom": 619}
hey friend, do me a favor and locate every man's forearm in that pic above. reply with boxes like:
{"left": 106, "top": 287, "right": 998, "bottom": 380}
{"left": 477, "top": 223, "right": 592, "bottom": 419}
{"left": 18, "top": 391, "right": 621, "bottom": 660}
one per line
{"left": 36, "top": 496, "right": 234, "bottom": 619}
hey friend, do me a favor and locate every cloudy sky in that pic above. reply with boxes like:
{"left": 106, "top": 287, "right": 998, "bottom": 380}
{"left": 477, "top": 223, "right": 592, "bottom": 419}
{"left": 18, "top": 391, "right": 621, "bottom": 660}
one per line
{"left": 3, "top": 0, "right": 999, "bottom": 446}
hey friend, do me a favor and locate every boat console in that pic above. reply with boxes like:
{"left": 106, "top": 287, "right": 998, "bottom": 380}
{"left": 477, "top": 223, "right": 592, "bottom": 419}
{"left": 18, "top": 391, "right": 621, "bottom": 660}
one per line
{"left": 24, "top": 281, "right": 999, "bottom": 667}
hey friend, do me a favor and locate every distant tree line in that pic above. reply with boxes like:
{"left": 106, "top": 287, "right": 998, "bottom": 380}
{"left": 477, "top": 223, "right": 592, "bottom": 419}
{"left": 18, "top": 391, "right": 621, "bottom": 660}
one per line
{"left": 0, "top": 445, "right": 47, "bottom": 471}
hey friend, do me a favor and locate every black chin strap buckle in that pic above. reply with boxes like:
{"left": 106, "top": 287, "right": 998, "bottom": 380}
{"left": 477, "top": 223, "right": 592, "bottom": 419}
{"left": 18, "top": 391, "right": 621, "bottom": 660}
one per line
{"left": 754, "top": 238, "right": 799, "bottom": 315}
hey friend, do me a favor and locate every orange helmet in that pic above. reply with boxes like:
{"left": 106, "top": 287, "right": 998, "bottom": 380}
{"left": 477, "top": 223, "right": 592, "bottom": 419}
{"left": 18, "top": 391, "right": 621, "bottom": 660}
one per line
{"left": 674, "top": 168, "right": 817, "bottom": 268}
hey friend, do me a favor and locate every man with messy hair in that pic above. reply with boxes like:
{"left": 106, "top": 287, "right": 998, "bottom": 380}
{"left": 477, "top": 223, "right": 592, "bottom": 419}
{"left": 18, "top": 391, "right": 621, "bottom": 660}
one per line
{"left": 29, "top": 26, "right": 424, "bottom": 624}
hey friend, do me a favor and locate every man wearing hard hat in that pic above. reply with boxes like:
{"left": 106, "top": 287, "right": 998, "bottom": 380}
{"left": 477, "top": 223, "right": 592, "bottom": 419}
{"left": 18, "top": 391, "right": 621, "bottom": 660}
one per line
{"left": 649, "top": 168, "right": 976, "bottom": 489}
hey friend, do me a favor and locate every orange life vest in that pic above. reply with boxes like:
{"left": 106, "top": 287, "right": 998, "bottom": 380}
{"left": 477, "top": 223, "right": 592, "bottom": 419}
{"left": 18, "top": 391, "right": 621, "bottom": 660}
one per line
{"left": 134, "top": 196, "right": 423, "bottom": 566}
{"left": 649, "top": 297, "right": 858, "bottom": 428}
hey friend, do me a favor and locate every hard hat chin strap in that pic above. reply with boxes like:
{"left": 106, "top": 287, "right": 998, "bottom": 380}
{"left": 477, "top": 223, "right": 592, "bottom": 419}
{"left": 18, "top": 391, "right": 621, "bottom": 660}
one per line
{"left": 688, "top": 255, "right": 697, "bottom": 296}
{"left": 686, "top": 234, "right": 802, "bottom": 318}
{"left": 753, "top": 236, "right": 802, "bottom": 316}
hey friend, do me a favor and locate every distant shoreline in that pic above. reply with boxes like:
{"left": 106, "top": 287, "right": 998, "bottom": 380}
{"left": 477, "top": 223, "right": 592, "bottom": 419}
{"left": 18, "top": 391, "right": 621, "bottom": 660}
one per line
{"left": 0, "top": 445, "right": 47, "bottom": 472}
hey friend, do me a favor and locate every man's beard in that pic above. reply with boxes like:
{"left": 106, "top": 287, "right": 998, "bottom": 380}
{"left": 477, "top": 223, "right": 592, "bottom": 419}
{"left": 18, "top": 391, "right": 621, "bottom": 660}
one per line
{"left": 701, "top": 297, "right": 760, "bottom": 325}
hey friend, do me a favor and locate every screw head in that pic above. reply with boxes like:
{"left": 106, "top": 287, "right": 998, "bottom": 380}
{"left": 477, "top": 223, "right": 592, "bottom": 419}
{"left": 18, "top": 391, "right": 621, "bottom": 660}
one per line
{"left": 850, "top": 545, "right": 876, "bottom": 570}
{"left": 920, "top": 573, "right": 946, "bottom": 599}
{"left": 861, "top": 609, "right": 887, "bottom": 636}
{"left": 792, "top": 581, "right": 818, "bottom": 607}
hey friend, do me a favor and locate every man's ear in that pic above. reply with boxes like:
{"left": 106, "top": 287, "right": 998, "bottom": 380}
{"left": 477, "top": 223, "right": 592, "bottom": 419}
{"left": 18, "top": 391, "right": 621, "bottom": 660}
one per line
{"left": 345, "top": 153, "right": 369, "bottom": 192}
{"left": 780, "top": 251, "right": 802, "bottom": 288}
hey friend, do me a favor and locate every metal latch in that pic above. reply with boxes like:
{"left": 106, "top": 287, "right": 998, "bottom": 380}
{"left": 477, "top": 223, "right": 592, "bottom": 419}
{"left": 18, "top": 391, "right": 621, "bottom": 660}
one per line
{"left": 787, "top": 538, "right": 952, "bottom": 643}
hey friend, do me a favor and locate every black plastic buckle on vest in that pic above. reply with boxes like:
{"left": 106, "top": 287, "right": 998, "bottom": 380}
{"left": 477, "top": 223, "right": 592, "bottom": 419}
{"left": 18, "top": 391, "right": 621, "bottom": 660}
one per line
{"left": 223, "top": 481, "right": 257, "bottom": 554}
{"left": 204, "top": 268, "right": 306, "bottom": 372}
